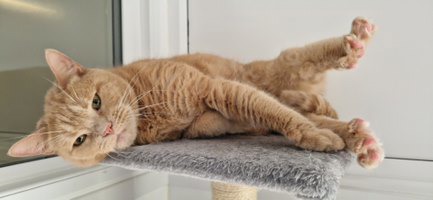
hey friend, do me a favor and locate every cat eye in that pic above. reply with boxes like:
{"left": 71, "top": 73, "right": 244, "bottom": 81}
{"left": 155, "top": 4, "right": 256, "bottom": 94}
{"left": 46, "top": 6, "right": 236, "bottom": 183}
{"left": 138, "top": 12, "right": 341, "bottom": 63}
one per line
{"left": 73, "top": 134, "right": 87, "bottom": 147}
{"left": 92, "top": 93, "right": 102, "bottom": 110}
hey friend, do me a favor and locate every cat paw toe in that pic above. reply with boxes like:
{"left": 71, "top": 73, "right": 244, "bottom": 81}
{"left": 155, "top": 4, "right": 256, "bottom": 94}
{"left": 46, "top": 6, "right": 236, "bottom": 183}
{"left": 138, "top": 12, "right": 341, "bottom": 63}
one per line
{"left": 337, "top": 17, "right": 375, "bottom": 69}
{"left": 358, "top": 146, "right": 384, "bottom": 169}
{"left": 298, "top": 129, "right": 345, "bottom": 152}
{"left": 351, "top": 17, "right": 376, "bottom": 42}
{"left": 346, "top": 118, "right": 385, "bottom": 169}
{"left": 339, "top": 34, "right": 365, "bottom": 69}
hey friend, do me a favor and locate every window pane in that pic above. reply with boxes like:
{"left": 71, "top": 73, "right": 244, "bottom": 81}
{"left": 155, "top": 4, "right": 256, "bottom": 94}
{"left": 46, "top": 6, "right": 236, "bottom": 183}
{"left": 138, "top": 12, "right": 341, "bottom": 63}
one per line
{"left": 0, "top": 0, "right": 117, "bottom": 166}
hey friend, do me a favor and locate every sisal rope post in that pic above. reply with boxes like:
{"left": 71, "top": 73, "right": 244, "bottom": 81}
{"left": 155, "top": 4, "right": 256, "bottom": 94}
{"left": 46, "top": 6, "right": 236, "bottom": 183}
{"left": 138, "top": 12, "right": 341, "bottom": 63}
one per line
{"left": 211, "top": 181, "right": 258, "bottom": 200}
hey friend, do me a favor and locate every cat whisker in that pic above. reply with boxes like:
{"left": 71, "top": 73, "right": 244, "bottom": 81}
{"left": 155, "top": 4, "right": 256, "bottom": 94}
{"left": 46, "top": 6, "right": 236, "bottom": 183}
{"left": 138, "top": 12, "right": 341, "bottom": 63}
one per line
{"left": 128, "top": 89, "right": 168, "bottom": 108}
{"left": 130, "top": 109, "right": 165, "bottom": 116}
{"left": 114, "top": 101, "right": 167, "bottom": 124}
{"left": 132, "top": 102, "right": 168, "bottom": 112}
{"left": 113, "top": 87, "right": 168, "bottom": 126}
{"left": 0, "top": 135, "right": 28, "bottom": 141}
{"left": 2, "top": 130, "right": 65, "bottom": 142}
{"left": 114, "top": 86, "right": 142, "bottom": 126}
{"left": 113, "top": 107, "right": 123, "bottom": 129}
{"left": 130, "top": 111, "right": 164, "bottom": 117}
{"left": 115, "top": 78, "right": 138, "bottom": 117}
{"left": 115, "top": 87, "right": 131, "bottom": 116}
{"left": 36, "top": 130, "right": 64, "bottom": 135}
{"left": 38, "top": 134, "right": 67, "bottom": 147}
{"left": 125, "top": 112, "right": 165, "bottom": 121}
{"left": 43, "top": 78, "right": 78, "bottom": 104}
{"left": 70, "top": 85, "right": 81, "bottom": 103}
{"left": 104, "top": 152, "right": 123, "bottom": 162}
{"left": 111, "top": 150, "right": 131, "bottom": 159}
{"left": 115, "top": 67, "right": 149, "bottom": 112}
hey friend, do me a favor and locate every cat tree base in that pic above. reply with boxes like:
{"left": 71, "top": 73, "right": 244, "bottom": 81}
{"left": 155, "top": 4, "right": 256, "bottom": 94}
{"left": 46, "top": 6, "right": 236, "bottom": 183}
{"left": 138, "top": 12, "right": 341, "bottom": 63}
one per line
{"left": 212, "top": 182, "right": 257, "bottom": 200}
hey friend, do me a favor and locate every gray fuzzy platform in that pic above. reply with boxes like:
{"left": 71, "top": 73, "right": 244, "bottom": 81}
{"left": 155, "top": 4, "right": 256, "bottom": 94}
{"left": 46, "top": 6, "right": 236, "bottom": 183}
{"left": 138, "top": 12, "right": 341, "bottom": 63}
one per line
{"left": 103, "top": 135, "right": 353, "bottom": 200}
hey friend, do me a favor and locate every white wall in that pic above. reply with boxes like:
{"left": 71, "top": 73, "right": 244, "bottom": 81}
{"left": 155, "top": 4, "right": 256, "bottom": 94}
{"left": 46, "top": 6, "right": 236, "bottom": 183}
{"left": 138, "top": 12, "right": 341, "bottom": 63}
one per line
{"left": 188, "top": 1, "right": 433, "bottom": 198}
{"left": 189, "top": 0, "right": 433, "bottom": 161}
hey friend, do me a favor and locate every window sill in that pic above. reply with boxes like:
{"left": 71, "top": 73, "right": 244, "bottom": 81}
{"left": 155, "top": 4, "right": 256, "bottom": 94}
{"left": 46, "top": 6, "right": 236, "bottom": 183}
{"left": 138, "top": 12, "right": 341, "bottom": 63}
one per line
{"left": 0, "top": 157, "right": 146, "bottom": 199}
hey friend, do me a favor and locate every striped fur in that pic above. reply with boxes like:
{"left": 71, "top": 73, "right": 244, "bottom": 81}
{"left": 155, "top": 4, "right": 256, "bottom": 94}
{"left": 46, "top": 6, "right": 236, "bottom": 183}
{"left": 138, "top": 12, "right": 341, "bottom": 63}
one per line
{"left": 8, "top": 17, "right": 383, "bottom": 168}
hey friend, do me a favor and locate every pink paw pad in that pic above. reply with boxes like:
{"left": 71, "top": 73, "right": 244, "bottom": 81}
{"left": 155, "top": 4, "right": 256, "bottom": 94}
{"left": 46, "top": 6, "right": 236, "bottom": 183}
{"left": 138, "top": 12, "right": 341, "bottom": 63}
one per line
{"left": 349, "top": 39, "right": 363, "bottom": 49}
{"left": 348, "top": 118, "right": 384, "bottom": 169}
{"left": 352, "top": 17, "right": 376, "bottom": 42}
{"left": 343, "top": 35, "right": 365, "bottom": 69}
{"left": 358, "top": 147, "right": 384, "bottom": 169}
{"left": 347, "top": 37, "right": 365, "bottom": 57}
{"left": 363, "top": 138, "right": 376, "bottom": 147}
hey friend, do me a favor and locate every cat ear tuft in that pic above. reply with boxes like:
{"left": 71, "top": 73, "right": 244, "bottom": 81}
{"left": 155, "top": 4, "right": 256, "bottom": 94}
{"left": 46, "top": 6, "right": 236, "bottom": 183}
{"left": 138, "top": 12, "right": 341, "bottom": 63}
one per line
{"left": 45, "top": 49, "right": 85, "bottom": 89}
{"left": 7, "top": 131, "right": 55, "bottom": 157}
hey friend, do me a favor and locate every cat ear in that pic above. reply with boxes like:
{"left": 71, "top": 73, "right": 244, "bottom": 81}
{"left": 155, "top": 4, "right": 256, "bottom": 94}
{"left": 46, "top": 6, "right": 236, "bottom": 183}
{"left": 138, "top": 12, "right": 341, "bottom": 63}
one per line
{"left": 7, "top": 131, "right": 55, "bottom": 157}
{"left": 45, "top": 49, "right": 85, "bottom": 89}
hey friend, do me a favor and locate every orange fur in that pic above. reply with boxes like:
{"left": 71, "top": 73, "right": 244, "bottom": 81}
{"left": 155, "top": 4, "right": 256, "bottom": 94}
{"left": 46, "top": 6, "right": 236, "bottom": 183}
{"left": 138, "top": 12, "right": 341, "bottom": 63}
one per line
{"left": 8, "top": 17, "right": 383, "bottom": 168}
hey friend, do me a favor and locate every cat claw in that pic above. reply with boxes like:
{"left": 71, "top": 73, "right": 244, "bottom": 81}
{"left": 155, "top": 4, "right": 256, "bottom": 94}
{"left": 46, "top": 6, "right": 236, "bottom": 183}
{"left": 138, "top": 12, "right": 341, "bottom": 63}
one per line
{"left": 346, "top": 118, "right": 384, "bottom": 169}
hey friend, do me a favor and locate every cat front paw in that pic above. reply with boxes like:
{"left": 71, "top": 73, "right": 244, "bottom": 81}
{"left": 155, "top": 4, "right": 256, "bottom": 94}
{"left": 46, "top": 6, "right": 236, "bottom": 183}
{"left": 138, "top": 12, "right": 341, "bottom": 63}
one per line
{"left": 351, "top": 17, "right": 376, "bottom": 43}
{"left": 346, "top": 118, "right": 384, "bottom": 169}
{"left": 296, "top": 129, "right": 345, "bottom": 152}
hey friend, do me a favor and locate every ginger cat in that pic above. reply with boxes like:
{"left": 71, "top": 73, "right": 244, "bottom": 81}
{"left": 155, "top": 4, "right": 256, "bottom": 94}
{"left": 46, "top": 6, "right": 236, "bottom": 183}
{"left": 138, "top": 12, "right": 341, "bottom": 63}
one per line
{"left": 8, "top": 17, "right": 383, "bottom": 169}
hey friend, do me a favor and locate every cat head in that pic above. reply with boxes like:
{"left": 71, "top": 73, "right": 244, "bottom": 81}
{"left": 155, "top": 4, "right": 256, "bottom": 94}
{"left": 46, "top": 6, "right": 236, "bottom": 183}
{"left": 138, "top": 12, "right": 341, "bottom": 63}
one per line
{"left": 7, "top": 49, "right": 138, "bottom": 167}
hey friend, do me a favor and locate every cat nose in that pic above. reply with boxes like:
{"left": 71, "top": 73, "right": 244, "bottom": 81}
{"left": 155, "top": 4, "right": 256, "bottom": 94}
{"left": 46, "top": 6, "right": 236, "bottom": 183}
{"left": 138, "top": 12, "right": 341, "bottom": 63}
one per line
{"left": 102, "top": 122, "right": 113, "bottom": 137}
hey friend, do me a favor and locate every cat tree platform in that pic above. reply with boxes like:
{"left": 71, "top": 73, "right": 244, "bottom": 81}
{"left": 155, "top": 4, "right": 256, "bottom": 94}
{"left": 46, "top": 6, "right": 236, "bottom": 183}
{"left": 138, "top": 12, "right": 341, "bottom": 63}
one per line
{"left": 103, "top": 135, "right": 353, "bottom": 200}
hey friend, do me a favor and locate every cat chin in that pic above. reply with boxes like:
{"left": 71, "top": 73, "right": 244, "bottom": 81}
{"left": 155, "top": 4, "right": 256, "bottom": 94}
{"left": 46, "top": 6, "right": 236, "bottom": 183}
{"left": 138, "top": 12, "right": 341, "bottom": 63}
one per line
{"left": 114, "top": 131, "right": 135, "bottom": 149}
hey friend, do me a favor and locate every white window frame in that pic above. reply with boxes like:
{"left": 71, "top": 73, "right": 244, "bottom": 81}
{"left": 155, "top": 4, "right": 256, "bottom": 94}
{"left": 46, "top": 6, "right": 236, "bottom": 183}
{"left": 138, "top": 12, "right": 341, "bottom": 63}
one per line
{"left": 0, "top": 1, "right": 187, "bottom": 198}
{"left": 122, "top": 0, "right": 188, "bottom": 64}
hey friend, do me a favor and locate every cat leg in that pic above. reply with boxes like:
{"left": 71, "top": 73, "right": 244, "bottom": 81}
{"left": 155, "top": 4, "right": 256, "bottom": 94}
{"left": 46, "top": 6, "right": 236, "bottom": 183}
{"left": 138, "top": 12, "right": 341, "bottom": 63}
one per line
{"left": 277, "top": 17, "right": 376, "bottom": 70}
{"left": 242, "top": 17, "right": 376, "bottom": 95}
{"left": 306, "top": 114, "right": 384, "bottom": 169}
{"left": 184, "top": 111, "right": 268, "bottom": 139}
{"left": 279, "top": 90, "right": 338, "bottom": 119}
{"left": 204, "top": 78, "right": 345, "bottom": 152}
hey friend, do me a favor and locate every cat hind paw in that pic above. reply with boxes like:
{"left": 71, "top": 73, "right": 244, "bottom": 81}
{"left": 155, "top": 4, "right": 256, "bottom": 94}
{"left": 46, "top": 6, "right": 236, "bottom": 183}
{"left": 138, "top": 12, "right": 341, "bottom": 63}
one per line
{"left": 337, "top": 17, "right": 376, "bottom": 69}
{"left": 347, "top": 118, "right": 384, "bottom": 169}
{"left": 351, "top": 17, "right": 376, "bottom": 42}
{"left": 338, "top": 34, "right": 365, "bottom": 69}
